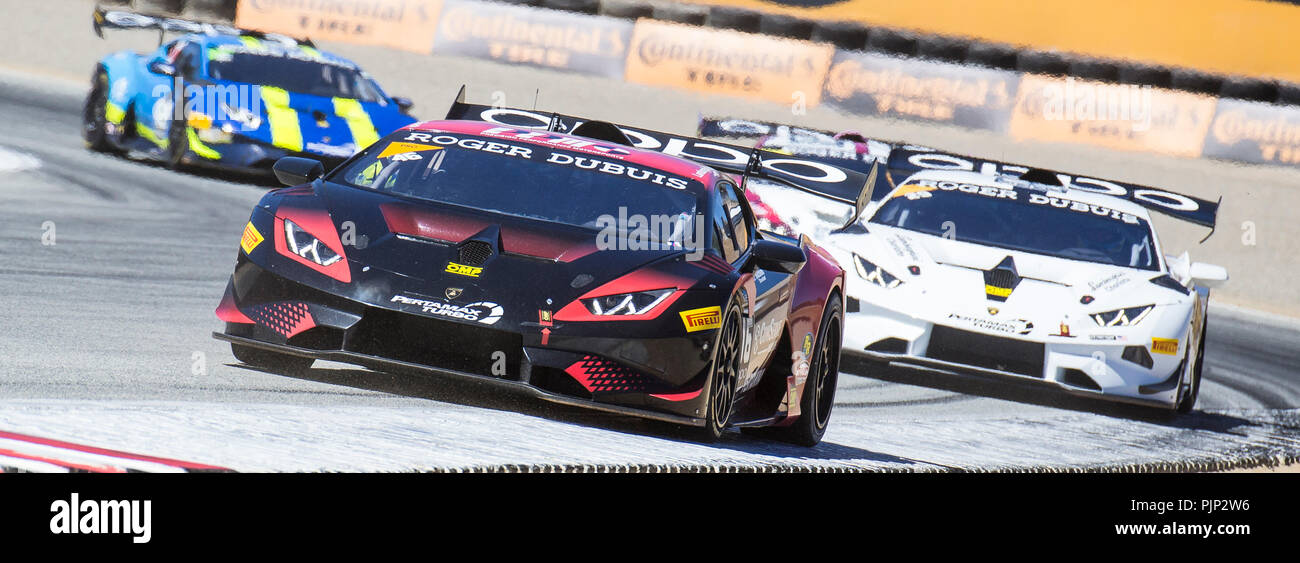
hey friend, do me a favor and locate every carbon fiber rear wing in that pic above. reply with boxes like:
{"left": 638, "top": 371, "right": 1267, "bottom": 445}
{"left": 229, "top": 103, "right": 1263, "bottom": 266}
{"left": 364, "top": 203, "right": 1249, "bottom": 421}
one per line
{"left": 446, "top": 89, "right": 883, "bottom": 228}
{"left": 697, "top": 115, "right": 1220, "bottom": 232}
{"left": 92, "top": 5, "right": 312, "bottom": 46}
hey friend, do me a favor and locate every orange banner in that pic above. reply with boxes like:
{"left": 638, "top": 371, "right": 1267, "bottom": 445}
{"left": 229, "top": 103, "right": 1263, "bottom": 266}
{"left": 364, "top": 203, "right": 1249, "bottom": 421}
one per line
{"left": 682, "top": 0, "right": 1300, "bottom": 85}
{"left": 1008, "top": 75, "right": 1215, "bottom": 158}
{"left": 235, "top": 0, "right": 442, "bottom": 52}
{"left": 624, "top": 19, "right": 833, "bottom": 106}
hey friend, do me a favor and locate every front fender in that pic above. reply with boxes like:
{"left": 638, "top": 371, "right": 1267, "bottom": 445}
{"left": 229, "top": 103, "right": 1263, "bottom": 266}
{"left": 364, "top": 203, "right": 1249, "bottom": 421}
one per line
{"left": 98, "top": 52, "right": 144, "bottom": 125}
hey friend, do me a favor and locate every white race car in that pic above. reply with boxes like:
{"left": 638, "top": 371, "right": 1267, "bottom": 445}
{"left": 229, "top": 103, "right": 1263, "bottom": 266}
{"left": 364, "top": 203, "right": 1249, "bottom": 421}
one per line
{"left": 821, "top": 164, "right": 1227, "bottom": 412}
{"left": 699, "top": 118, "right": 1228, "bottom": 412}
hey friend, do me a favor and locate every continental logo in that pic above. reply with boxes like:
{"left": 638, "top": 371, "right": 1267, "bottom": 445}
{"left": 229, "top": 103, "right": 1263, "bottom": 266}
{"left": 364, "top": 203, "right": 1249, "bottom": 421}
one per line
{"left": 437, "top": 3, "right": 626, "bottom": 54}
{"left": 680, "top": 306, "right": 722, "bottom": 332}
{"left": 1151, "top": 337, "right": 1180, "bottom": 356}
{"left": 635, "top": 33, "right": 803, "bottom": 77}
{"left": 824, "top": 56, "right": 1014, "bottom": 122}
{"left": 445, "top": 261, "right": 483, "bottom": 278}
{"left": 625, "top": 20, "right": 833, "bottom": 105}
{"left": 1211, "top": 109, "right": 1300, "bottom": 146}
{"left": 234, "top": 0, "right": 441, "bottom": 53}
{"left": 240, "top": 222, "right": 263, "bottom": 254}
{"left": 1009, "top": 75, "right": 1215, "bottom": 158}
{"left": 1209, "top": 107, "right": 1300, "bottom": 164}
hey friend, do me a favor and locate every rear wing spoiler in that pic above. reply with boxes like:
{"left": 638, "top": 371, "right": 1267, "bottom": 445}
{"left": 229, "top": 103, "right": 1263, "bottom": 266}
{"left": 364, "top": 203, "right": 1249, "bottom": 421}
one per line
{"left": 884, "top": 146, "right": 1220, "bottom": 231}
{"left": 92, "top": 5, "right": 312, "bottom": 46}
{"left": 446, "top": 89, "right": 881, "bottom": 228}
{"left": 697, "top": 115, "right": 1220, "bottom": 233}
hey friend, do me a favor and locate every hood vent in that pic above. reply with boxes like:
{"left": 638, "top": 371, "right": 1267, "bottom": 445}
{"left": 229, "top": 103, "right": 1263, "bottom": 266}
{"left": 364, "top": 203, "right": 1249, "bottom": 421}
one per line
{"left": 569, "top": 120, "right": 634, "bottom": 146}
{"left": 1149, "top": 274, "right": 1192, "bottom": 295}
{"left": 457, "top": 224, "right": 500, "bottom": 266}
{"left": 983, "top": 256, "right": 1021, "bottom": 302}
{"left": 458, "top": 240, "right": 494, "bottom": 266}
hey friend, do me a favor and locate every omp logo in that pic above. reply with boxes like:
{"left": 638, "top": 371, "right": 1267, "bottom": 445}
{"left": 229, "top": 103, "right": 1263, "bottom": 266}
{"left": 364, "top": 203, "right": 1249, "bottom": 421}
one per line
{"left": 1151, "top": 337, "right": 1180, "bottom": 355}
{"left": 680, "top": 306, "right": 722, "bottom": 332}
{"left": 50, "top": 493, "right": 151, "bottom": 544}
{"left": 240, "top": 222, "right": 263, "bottom": 254}
{"left": 984, "top": 284, "right": 1013, "bottom": 298}
{"left": 445, "top": 261, "right": 483, "bottom": 277}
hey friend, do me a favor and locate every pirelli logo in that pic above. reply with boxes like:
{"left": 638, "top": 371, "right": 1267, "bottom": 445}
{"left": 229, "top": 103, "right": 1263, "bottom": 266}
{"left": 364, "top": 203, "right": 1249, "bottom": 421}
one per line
{"left": 1151, "top": 337, "right": 1179, "bottom": 355}
{"left": 445, "top": 261, "right": 483, "bottom": 278}
{"left": 680, "top": 306, "right": 722, "bottom": 333}
{"left": 240, "top": 222, "right": 263, "bottom": 254}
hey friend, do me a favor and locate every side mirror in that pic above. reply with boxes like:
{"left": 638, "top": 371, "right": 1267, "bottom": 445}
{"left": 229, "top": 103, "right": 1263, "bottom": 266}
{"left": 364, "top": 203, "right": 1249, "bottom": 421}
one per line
{"left": 749, "top": 239, "right": 806, "bottom": 274}
{"left": 1188, "top": 262, "right": 1228, "bottom": 287}
{"left": 148, "top": 57, "right": 176, "bottom": 76}
{"left": 273, "top": 157, "right": 324, "bottom": 187}
{"left": 393, "top": 96, "right": 414, "bottom": 115}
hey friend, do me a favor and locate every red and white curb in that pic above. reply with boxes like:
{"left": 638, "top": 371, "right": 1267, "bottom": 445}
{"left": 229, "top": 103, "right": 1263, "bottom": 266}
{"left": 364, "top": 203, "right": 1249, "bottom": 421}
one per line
{"left": 0, "top": 430, "right": 230, "bottom": 473}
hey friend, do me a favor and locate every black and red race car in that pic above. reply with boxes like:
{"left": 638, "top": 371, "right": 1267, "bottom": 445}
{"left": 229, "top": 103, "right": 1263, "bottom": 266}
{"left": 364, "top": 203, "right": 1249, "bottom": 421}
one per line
{"left": 214, "top": 91, "right": 878, "bottom": 444}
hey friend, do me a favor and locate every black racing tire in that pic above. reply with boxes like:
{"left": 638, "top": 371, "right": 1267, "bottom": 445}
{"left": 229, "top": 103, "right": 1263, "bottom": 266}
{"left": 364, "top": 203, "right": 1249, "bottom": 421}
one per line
{"left": 598, "top": 0, "right": 653, "bottom": 19}
{"left": 540, "top": 0, "right": 599, "bottom": 14}
{"left": 166, "top": 110, "right": 190, "bottom": 170}
{"left": 652, "top": 3, "right": 708, "bottom": 26}
{"left": 706, "top": 7, "right": 763, "bottom": 33}
{"left": 701, "top": 295, "right": 745, "bottom": 441}
{"left": 765, "top": 293, "right": 842, "bottom": 447}
{"left": 809, "top": 21, "right": 868, "bottom": 50}
{"left": 1176, "top": 319, "right": 1207, "bottom": 414}
{"left": 758, "top": 14, "right": 814, "bottom": 40}
{"left": 83, "top": 69, "right": 114, "bottom": 152}
{"left": 231, "top": 343, "right": 314, "bottom": 374}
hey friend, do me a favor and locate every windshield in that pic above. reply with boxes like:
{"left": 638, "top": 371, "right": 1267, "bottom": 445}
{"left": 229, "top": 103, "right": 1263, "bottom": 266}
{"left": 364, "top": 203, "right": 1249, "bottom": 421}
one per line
{"left": 870, "top": 180, "right": 1160, "bottom": 270}
{"left": 331, "top": 131, "right": 702, "bottom": 236}
{"left": 207, "top": 52, "right": 384, "bottom": 102}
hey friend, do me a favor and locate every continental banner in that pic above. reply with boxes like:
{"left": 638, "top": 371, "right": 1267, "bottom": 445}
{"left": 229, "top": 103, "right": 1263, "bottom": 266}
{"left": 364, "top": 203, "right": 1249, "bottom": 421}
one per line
{"left": 822, "top": 50, "right": 1018, "bottom": 131}
{"left": 1008, "top": 75, "right": 1216, "bottom": 158}
{"left": 234, "top": 0, "right": 442, "bottom": 52}
{"left": 432, "top": 1, "right": 633, "bottom": 77}
{"left": 624, "top": 19, "right": 834, "bottom": 106}
{"left": 1202, "top": 99, "right": 1300, "bottom": 168}
{"left": 676, "top": 0, "right": 1300, "bottom": 84}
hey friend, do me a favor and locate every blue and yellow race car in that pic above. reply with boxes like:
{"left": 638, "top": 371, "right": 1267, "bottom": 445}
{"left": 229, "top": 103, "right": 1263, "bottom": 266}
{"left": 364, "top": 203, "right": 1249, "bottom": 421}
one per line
{"left": 84, "top": 7, "right": 417, "bottom": 173}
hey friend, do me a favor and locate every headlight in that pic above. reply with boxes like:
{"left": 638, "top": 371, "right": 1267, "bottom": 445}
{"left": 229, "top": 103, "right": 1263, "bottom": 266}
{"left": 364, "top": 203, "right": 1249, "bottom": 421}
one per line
{"left": 853, "top": 254, "right": 903, "bottom": 289}
{"left": 187, "top": 111, "right": 213, "bottom": 130}
{"left": 222, "top": 103, "right": 262, "bottom": 131}
{"left": 582, "top": 289, "right": 674, "bottom": 316}
{"left": 197, "top": 127, "right": 234, "bottom": 144}
{"left": 1090, "top": 305, "right": 1154, "bottom": 327}
{"left": 283, "top": 218, "right": 342, "bottom": 266}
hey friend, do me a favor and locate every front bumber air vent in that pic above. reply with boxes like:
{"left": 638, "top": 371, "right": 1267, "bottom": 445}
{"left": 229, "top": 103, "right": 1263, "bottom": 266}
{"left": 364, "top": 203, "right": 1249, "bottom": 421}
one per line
{"left": 926, "top": 326, "right": 1044, "bottom": 377}
{"left": 866, "top": 338, "right": 908, "bottom": 354}
{"left": 1059, "top": 368, "right": 1103, "bottom": 391}
{"left": 1122, "top": 345, "right": 1154, "bottom": 369}
{"left": 345, "top": 307, "right": 521, "bottom": 378}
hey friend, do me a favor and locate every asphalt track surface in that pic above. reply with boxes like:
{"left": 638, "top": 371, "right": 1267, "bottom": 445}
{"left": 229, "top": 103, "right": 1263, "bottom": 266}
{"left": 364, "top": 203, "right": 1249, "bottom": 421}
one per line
{"left": 3, "top": 0, "right": 1300, "bottom": 471}
{"left": 0, "top": 67, "right": 1298, "bottom": 473}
